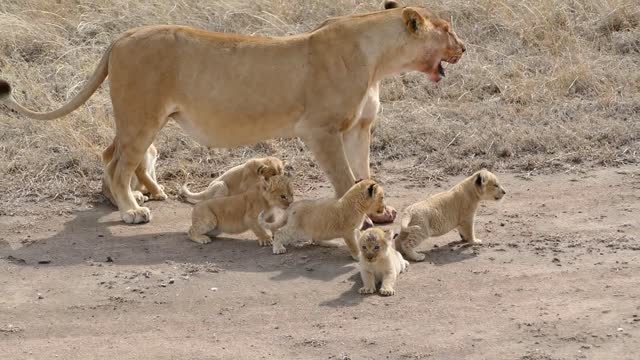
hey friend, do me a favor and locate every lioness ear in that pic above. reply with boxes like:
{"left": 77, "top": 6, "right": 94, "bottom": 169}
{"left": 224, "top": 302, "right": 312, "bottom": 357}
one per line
{"left": 384, "top": 0, "right": 399, "bottom": 9}
{"left": 355, "top": 178, "right": 364, "bottom": 184}
{"left": 367, "top": 183, "right": 376, "bottom": 197}
{"left": 402, "top": 8, "right": 431, "bottom": 35}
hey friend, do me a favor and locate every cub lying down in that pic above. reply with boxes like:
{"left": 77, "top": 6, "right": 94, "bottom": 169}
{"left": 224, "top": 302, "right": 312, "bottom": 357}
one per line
{"left": 180, "top": 156, "right": 284, "bottom": 204}
{"left": 396, "top": 169, "right": 506, "bottom": 261}
{"left": 102, "top": 143, "right": 166, "bottom": 207}
{"left": 358, "top": 228, "right": 409, "bottom": 297}
{"left": 259, "top": 180, "right": 386, "bottom": 260}
{"left": 188, "top": 175, "right": 294, "bottom": 246}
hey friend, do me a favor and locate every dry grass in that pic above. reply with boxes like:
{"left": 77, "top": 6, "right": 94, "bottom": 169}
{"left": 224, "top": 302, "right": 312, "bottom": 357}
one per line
{"left": 0, "top": 0, "right": 638, "bottom": 211}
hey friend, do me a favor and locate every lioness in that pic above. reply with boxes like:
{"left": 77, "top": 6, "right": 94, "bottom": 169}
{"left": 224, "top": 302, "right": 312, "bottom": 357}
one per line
{"left": 0, "top": 1, "right": 465, "bottom": 224}
{"left": 395, "top": 169, "right": 507, "bottom": 261}
{"left": 180, "top": 156, "right": 284, "bottom": 204}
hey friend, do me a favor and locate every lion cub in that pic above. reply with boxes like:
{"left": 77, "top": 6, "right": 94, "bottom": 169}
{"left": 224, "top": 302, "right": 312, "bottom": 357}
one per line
{"left": 260, "top": 180, "right": 386, "bottom": 260}
{"left": 188, "top": 175, "right": 294, "bottom": 246}
{"left": 396, "top": 169, "right": 506, "bottom": 262}
{"left": 359, "top": 228, "right": 409, "bottom": 296}
{"left": 180, "top": 156, "right": 284, "bottom": 204}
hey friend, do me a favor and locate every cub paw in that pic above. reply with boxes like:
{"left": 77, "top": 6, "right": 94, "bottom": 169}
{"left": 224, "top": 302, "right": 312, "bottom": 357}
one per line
{"left": 379, "top": 287, "right": 395, "bottom": 296}
{"left": 258, "top": 238, "right": 272, "bottom": 247}
{"left": 468, "top": 238, "right": 483, "bottom": 245}
{"left": 121, "top": 207, "right": 151, "bottom": 224}
{"left": 359, "top": 286, "right": 376, "bottom": 295}
{"left": 272, "top": 243, "right": 287, "bottom": 254}
{"left": 408, "top": 252, "right": 425, "bottom": 262}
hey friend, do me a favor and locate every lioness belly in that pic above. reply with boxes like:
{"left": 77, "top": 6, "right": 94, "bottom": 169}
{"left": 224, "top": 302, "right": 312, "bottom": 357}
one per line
{"left": 173, "top": 111, "right": 299, "bottom": 148}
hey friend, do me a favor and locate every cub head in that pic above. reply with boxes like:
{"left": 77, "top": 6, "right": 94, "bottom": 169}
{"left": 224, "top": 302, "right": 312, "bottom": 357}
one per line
{"left": 473, "top": 169, "right": 506, "bottom": 201}
{"left": 353, "top": 179, "right": 386, "bottom": 215}
{"left": 384, "top": 1, "right": 466, "bottom": 83}
{"left": 260, "top": 174, "right": 294, "bottom": 209}
{"left": 256, "top": 157, "right": 285, "bottom": 180}
{"left": 359, "top": 228, "right": 394, "bottom": 262}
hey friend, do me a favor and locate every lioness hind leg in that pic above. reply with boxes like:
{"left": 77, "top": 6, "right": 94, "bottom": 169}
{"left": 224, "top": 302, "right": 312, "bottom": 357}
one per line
{"left": 135, "top": 165, "right": 167, "bottom": 201}
{"left": 106, "top": 143, "right": 152, "bottom": 224}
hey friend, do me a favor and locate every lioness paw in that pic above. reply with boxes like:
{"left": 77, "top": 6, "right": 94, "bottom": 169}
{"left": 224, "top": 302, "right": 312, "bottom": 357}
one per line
{"left": 132, "top": 191, "right": 147, "bottom": 205}
{"left": 359, "top": 286, "right": 376, "bottom": 295}
{"left": 149, "top": 191, "right": 168, "bottom": 201}
{"left": 122, "top": 207, "right": 151, "bottom": 224}
{"left": 468, "top": 238, "right": 483, "bottom": 245}
{"left": 189, "top": 234, "right": 212, "bottom": 244}
{"left": 379, "top": 287, "right": 395, "bottom": 296}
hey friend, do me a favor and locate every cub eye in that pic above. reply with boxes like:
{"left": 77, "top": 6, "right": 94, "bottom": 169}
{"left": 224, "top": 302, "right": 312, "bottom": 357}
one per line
{"left": 362, "top": 245, "right": 367, "bottom": 249}
{"left": 374, "top": 245, "right": 380, "bottom": 250}
{"left": 281, "top": 195, "right": 287, "bottom": 199}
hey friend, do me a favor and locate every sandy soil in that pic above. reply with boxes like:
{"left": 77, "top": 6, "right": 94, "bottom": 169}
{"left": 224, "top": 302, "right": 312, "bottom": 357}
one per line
{"left": 1, "top": 166, "right": 639, "bottom": 360}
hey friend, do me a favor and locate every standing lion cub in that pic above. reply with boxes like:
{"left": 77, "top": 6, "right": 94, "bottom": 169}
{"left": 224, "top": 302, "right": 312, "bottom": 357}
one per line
{"left": 180, "top": 157, "right": 284, "bottom": 203}
{"left": 188, "top": 175, "right": 294, "bottom": 246}
{"left": 259, "top": 180, "right": 386, "bottom": 260}
{"left": 396, "top": 169, "right": 506, "bottom": 261}
{"left": 358, "top": 228, "right": 409, "bottom": 296}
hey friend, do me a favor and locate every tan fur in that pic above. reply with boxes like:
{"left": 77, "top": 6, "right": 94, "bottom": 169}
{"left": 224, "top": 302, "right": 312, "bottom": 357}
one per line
{"left": 102, "top": 143, "right": 166, "bottom": 208}
{"left": 358, "top": 228, "right": 409, "bottom": 296}
{"left": 180, "top": 157, "right": 284, "bottom": 204}
{"left": 188, "top": 175, "right": 294, "bottom": 246}
{"left": 260, "top": 180, "right": 386, "bottom": 260}
{"left": 0, "top": 4, "right": 464, "bottom": 225}
{"left": 395, "top": 169, "right": 507, "bottom": 261}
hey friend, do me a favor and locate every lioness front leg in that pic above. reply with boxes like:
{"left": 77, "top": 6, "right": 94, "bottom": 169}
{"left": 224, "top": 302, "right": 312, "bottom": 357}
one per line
{"left": 379, "top": 270, "right": 397, "bottom": 296}
{"left": 302, "top": 131, "right": 356, "bottom": 199}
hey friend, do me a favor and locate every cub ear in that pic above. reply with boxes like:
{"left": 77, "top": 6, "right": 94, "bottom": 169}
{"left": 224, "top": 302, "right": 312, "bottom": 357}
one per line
{"left": 475, "top": 171, "right": 486, "bottom": 186}
{"left": 257, "top": 164, "right": 266, "bottom": 176}
{"left": 383, "top": 229, "right": 395, "bottom": 242}
{"left": 402, "top": 8, "right": 431, "bottom": 35}
{"left": 367, "top": 183, "right": 376, "bottom": 197}
{"left": 384, "top": 0, "right": 399, "bottom": 9}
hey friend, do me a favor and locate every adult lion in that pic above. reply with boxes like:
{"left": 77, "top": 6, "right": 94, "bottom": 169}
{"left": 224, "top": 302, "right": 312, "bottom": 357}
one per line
{"left": 0, "top": 1, "right": 465, "bottom": 224}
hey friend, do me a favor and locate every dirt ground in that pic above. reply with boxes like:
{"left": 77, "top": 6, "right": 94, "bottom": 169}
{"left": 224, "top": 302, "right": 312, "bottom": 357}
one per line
{"left": 1, "top": 166, "right": 639, "bottom": 360}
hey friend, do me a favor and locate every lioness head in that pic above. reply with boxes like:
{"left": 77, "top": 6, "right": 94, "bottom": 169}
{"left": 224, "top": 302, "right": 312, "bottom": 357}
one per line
{"left": 261, "top": 174, "right": 294, "bottom": 209}
{"left": 385, "top": 1, "right": 466, "bottom": 83}
{"left": 359, "top": 228, "right": 393, "bottom": 262}
{"left": 255, "top": 157, "right": 285, "bottom": 180}
{"left": 473, "top": 169, "right": 506, "bottom": 201}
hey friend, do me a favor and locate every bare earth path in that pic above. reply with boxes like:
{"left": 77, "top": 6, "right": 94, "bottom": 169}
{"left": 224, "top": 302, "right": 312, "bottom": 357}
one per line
{"left": 1, "top": 166, "right": 639, "bottom": 360}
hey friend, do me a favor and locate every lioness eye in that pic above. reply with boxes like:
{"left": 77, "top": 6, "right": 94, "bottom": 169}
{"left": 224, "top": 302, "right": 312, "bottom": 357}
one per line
{"left": 281, "top": 195, "right": 287, "bottom": 199}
